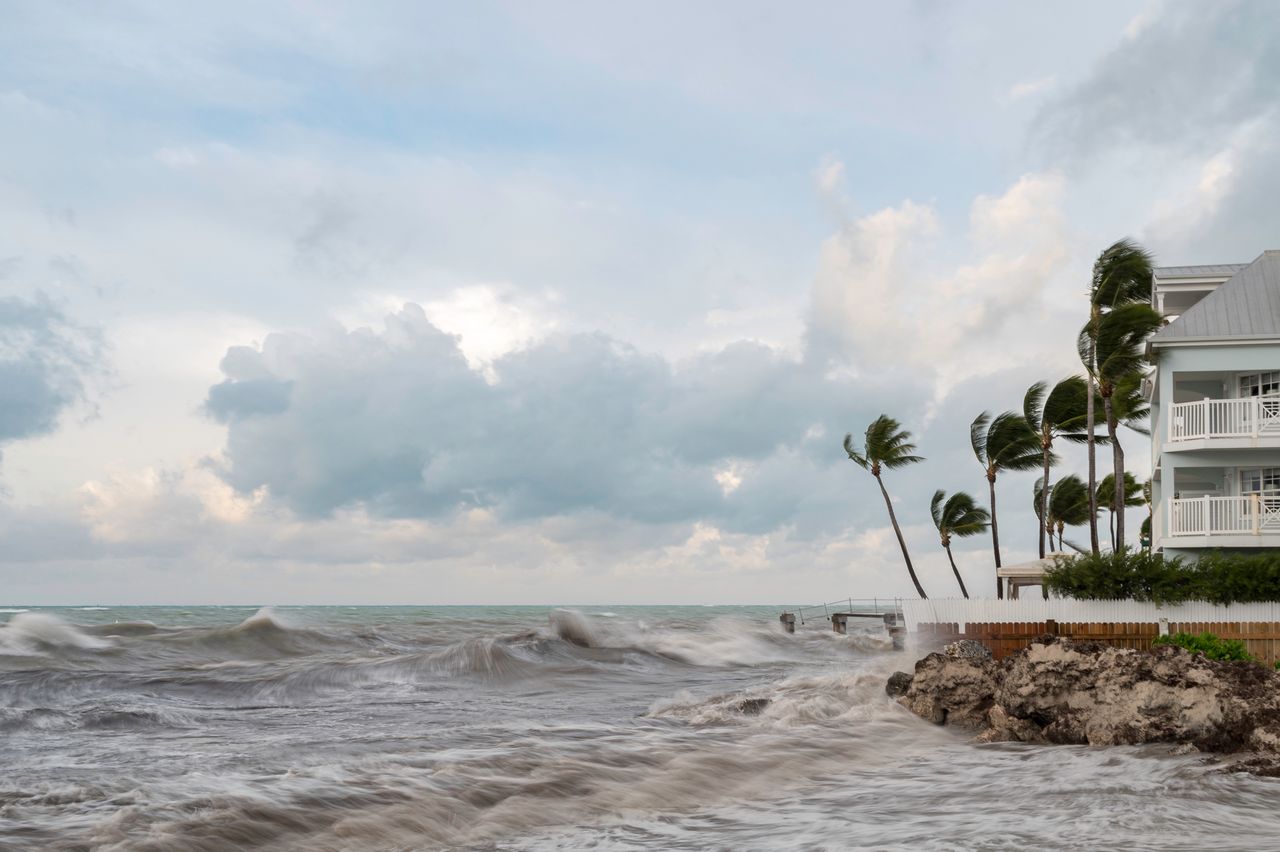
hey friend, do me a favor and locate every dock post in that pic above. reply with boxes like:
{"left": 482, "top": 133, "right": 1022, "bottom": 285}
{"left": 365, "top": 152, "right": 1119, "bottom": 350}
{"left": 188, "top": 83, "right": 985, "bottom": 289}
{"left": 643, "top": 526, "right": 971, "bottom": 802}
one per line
{"left": 779, "top": 612, "right": 796, "bottom": 634}
{"left": 884, "top": 612, "right": 905, "bottom": 650}
{"left": 831, "top": 613, "right": 848, "bottom": 635}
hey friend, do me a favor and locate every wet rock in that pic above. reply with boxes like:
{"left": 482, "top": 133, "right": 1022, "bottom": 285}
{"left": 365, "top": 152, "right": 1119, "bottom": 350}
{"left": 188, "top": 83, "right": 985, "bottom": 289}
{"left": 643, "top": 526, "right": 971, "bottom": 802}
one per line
{"left": 942, "top": 639, "right": 992, "bottom": 661}
{"left": 893, "top": 636, "right": 1280, "bottom": 770}
{"left": 885, "top": 671, "right": 913, "bottom": 697}
{"left": 735, "top": 698, "right": 770, "bottom": 716}
{"left": 897, "top": 652, "right": 998, "bottom": 727}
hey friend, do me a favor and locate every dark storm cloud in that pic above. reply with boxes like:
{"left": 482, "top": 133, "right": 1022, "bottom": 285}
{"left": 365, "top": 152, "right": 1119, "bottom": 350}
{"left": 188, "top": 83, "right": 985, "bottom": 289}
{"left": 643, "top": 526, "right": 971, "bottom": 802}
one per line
{"left": 0, "top": 294, "right": 101, "bottom": 448}
{"left": 1037, "top": 2, "right": 1280, "bottom": 159}
{"left": 205, "top": 304, "right": 930, "bottom": 535}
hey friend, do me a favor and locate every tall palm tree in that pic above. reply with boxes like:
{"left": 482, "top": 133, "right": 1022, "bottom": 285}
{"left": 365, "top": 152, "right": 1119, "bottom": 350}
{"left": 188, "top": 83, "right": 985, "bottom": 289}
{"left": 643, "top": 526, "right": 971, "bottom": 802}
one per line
{"left": 1086, "top": 301, "right": 1163, "bottom": 549}
{"left": 1024, "top": 377, "right": 1090, "bottom": 558}
{"left": 1082, "top": 239, "right": 1154, "bottom": 553}
{"left": 1097, "top": 472, "right": 1145, "bottom": 551}
{"left": 1034, "top": 474, "right": 1091, "bottom": 551}
{"left": 845, "top": 415, "right": 927, "bottom": 598}
{"left": 971, "top": 410, "right": 1041, "bottom": 597}
{"left": 930, "top": 490, "right": 989, "bottom": 599}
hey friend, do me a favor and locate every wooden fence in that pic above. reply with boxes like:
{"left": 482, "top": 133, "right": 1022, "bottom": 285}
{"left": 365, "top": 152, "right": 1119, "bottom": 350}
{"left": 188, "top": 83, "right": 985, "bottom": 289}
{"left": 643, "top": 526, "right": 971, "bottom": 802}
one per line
{"left": 903, "top": 600, "right": 1280, "bottom": 665}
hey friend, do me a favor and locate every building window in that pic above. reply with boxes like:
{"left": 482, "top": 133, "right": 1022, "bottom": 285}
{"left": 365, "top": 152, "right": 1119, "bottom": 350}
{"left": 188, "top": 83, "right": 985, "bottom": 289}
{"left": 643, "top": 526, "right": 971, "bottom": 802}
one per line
{"left": 1238, "top": 371, "right": 1280, "bottom": 397}
{"left": 1240, "top": 467, "right": 1280, "bottom": 495}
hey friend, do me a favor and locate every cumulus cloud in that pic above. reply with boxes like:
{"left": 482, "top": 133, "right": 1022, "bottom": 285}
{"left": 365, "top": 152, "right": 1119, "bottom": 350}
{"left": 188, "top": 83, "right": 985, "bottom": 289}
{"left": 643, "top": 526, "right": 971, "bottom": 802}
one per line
{"left": 0, "top": 294, "right": 101, "bottom": 452}
{"left": 203, "top": 303, "right": 923, "bottom": 536}
{"left": 807, "top": 168, "right": 1073, "bottom": 398}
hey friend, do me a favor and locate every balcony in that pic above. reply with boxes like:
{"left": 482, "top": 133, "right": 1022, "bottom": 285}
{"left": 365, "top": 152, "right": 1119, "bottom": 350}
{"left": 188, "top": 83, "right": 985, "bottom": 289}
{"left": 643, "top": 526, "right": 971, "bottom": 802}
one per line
{"left": 1168, "top": 396, "right": 1280, "bottom": 442}
{"left": 1168, "top": 494, "right": 1280, "bottom": 537}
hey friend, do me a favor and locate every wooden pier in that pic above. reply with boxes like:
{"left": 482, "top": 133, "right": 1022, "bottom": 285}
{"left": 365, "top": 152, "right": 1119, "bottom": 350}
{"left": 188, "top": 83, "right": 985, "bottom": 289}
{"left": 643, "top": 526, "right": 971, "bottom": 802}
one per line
{"left": 778, "top": 598, "right": 906, "bottom": 649}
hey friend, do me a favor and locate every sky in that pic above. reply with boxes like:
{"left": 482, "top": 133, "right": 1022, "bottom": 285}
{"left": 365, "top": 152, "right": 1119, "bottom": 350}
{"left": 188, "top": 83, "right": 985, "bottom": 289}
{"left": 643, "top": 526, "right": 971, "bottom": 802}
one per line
{"left": 3, "top": 0, "right": 1280, "bottom": 605}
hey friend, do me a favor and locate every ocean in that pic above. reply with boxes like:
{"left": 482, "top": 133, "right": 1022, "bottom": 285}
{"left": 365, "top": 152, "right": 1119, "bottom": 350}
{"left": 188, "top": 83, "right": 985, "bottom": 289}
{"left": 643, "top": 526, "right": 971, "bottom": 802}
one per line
{"left": 1, "top": 605, "right": 1277, "bottom": 851}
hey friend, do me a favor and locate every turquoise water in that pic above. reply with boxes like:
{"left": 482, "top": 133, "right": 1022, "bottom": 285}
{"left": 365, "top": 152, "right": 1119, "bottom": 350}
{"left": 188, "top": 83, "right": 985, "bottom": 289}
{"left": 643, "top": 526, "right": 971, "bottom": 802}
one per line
{"left": 2, "top": 605, "right": 1277, "bottom": 850}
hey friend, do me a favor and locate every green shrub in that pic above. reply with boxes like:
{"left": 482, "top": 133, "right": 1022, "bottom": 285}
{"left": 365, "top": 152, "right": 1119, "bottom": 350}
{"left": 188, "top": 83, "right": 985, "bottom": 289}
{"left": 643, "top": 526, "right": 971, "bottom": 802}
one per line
{"left": 1043, "top": 548, "right": 1280, "bottom": 605}
{"left": 1153, "top": 632, "right": 1254, "bottom": 662}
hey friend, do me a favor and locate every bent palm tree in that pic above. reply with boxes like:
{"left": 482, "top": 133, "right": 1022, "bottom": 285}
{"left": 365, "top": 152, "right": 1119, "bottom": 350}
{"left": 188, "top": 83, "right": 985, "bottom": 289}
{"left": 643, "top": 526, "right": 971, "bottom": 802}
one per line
{"left": 1024, "top": 377, "right": 1090, "bottom": 558}
{"left": 1082, "top": 239, "right": 1154, "bottom": 553}
{"left": 930, "top": 490, "right": 989, "bottom": 599}
{"left": 1034, "top": 474, "right": 1091, "bottom": 551}
{"left": 972, "top": 410, "right": 1041, "bottom": 597}
{"left": 1097, "top": 472, "right": 1144, "bottom": 551}
{"left": 845, "top": 415, "right": 927, "bottom": 598}
{"left": 1086, "top": 301, "right": 1163, "bottom": 549}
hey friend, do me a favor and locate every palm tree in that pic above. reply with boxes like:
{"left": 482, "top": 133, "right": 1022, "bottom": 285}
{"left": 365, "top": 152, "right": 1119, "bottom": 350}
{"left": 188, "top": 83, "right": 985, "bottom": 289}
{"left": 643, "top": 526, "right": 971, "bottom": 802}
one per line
{"left": 971, "top": 410, "right": 1041, "bottom": 597}
{"left": 1082, "top": 240, "right": 1154, "bottom": 553}
{"left": 1034, "top": 474, "right": 1091, "bottom": 551}
{"left": 1097, "top": 472, "right": 1145, "bottom": 551}
{"left": 930, "top": 490, "right": 989, "bottom": 599}
{"left": 1024, "top": 377, "right": 1090, "bottom": 558}
{"left": 1086, "top": 301, "right": 1163, "bottom": 549}
{"left": 844, "top": 415, "right": 927, "bottom": 598}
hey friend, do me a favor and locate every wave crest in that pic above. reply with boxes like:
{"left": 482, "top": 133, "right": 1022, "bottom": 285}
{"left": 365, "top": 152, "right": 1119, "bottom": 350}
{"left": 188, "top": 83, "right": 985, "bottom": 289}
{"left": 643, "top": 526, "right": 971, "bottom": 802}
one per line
{"left": 0, "top": 613, "right": 112, "bottom": 657}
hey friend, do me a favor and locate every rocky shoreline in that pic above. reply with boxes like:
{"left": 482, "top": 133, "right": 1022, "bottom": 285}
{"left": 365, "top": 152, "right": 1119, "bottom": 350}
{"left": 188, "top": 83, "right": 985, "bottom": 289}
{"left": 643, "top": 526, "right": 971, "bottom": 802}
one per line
{"left": 887, "top": 636, "right": 1280, "bottom": 775}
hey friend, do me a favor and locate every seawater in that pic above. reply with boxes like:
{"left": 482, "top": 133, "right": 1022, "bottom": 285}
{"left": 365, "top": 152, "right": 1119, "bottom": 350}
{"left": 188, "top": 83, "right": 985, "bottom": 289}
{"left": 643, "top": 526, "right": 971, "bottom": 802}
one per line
{"left": 1, "top": 605, "right": 1277, "bottom": 851}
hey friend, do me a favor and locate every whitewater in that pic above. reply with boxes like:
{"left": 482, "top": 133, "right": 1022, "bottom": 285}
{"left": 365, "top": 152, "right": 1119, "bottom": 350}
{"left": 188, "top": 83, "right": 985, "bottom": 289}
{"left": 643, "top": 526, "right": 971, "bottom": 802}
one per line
{"left": 2, "top": 606, "right": 1277, "bottom": 851}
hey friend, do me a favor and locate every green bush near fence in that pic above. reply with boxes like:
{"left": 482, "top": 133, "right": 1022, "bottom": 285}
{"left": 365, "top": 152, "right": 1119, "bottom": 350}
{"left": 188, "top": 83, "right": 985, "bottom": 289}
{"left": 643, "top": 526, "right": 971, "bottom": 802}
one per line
{"left": 1152, "top": 631, "right": 1255, "bottom": 662}
{"left": 1043, "top": 548, "right": 1280, "bottom": 606}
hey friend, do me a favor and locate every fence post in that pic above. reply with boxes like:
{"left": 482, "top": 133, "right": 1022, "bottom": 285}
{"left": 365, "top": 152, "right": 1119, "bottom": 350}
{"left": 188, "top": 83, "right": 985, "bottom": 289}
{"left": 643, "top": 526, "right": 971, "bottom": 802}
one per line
{"left": 1158, "top": 617, "right": 1169, "bottom": 637}
{"left": 1203, "top": 397, "right": 1211, "bottom": 439}
{"left": 1203, "top": 495, "right": 1211, "bottom": 535}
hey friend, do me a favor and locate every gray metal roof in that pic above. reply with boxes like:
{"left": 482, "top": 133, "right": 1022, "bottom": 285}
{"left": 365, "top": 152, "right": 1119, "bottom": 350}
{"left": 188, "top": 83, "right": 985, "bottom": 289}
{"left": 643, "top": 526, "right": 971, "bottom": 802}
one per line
{"left": 1153, "top": 263, "right": 1248, "bottom": 278}
{"left": 1152, "top": 252, "right": 1280, "bottom": 343}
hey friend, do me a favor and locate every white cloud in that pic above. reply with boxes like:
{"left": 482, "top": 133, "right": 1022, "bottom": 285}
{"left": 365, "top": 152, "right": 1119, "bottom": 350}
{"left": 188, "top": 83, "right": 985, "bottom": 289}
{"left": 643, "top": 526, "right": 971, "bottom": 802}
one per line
{"left": 808, "top": 171, "right": 1074, "bottom": 400}
{"left": 1007, "top": 76, "right": 1056, "bottom": 101}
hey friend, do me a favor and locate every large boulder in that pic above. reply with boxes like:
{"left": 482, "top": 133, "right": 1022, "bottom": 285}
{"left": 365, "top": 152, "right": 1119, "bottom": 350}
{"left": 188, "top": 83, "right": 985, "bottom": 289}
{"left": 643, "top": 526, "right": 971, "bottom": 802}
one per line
{"left": 892, "top": 636, "right": 1280, "bottom": 771}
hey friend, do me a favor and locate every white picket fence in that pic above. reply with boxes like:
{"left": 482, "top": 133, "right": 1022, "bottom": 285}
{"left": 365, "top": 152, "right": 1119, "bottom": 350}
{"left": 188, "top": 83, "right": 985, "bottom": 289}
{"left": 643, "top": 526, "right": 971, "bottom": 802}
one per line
{"left": 901, "top": 598, "right": 1280, "bottom": 632}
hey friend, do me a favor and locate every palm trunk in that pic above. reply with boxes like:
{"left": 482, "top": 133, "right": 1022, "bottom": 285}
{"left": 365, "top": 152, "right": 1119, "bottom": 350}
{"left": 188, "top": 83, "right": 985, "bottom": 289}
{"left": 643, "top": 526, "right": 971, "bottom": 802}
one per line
{"left": 875, "top": 472, "right": 927, "bottom": 599}
{"left": 1104, "top": 393, "right": 1125, "bottom": 550}
{"left": 944, "top": 544, "right": 969, "bottom": 599}
{"left": 1109, "top": 510, "right": 1116, "bottom": 551}
{"left": 1086, "top": 372, "right": 1100, "bottom": 554}
{"left": 1039, "top": 439, "right": 1051, "bottom": 559}
{"left": 988, "top": 473, "right": 1003, "bottom": 599}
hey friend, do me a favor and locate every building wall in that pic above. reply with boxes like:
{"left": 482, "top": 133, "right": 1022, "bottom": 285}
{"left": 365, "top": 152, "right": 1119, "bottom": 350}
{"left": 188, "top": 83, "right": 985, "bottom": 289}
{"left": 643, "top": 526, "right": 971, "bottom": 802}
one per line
{"left": 1152, "top": 342, "right": 1280, "bottom": 555}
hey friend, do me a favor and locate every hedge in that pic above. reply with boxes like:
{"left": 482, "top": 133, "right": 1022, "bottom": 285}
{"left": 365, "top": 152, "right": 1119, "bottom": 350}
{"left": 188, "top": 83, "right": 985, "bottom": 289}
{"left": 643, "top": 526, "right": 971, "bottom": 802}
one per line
{"left": 1043, "top": 549, "right": 1280, "bottom": 606}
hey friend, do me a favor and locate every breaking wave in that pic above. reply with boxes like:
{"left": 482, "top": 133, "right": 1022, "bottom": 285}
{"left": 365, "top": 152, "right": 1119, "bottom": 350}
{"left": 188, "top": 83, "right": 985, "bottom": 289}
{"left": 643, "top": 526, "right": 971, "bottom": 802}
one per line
{"left": 0, "top": 613, "right": 113, "bottom": 657}
{"left": 548, "top": 608, "right": 890, "bottom": 667}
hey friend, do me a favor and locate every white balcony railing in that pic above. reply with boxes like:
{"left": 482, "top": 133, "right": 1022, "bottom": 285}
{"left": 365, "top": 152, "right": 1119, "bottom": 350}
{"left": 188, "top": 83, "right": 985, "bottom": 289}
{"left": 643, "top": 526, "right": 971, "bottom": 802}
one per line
{"left": 1169, "top": 494, "right": 1280, "bottom": 536}
{"left": 1168, "top": 396, "right": 1280, "bottom": 441}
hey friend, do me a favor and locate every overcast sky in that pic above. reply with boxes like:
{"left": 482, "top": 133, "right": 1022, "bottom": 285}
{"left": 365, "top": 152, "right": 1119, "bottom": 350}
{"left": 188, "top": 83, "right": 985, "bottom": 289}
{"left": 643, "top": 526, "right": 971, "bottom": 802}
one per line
{"left": 3, "top": 1, "right": 1278, "bottom": 604}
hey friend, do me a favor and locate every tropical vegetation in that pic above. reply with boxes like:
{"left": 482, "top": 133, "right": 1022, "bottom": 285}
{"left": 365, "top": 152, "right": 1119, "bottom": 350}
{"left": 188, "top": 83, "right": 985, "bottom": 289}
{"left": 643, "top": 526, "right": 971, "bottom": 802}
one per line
{"left": 1023, "top": 377, "right": 1090, "bottom": 557}
{"left": 1152, "top": 632, "right": 1254, "bottom": 663}
{"left": 839, "top": 236, "right": 1162, "bottom": 600}
{"left": 929, "top": 490, "right": 990, "bottom": 598}
{"left": 1033, "top": 474, "right": 1090, "bottom": 552}
{"left": 1080, "top": 239, "right": 1156, "bottom": 553}
{"left": 970, "top": 411, "right": 1041, "bottom": 596}
{"left": 1097, "top": 472, "right": 1144, "bottom": 552}
{"left": 844, "top": 415, "right": 927, "bottom": 598}
{"left": 1044, "top": 549, "right": 1280, "bottom": 605}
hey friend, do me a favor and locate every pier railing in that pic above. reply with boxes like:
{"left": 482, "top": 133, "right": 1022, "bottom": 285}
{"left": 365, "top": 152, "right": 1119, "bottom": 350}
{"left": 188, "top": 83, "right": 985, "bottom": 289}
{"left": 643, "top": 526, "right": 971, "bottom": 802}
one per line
{"left": 785, "top": 597, "right": 903, "bottom": 626}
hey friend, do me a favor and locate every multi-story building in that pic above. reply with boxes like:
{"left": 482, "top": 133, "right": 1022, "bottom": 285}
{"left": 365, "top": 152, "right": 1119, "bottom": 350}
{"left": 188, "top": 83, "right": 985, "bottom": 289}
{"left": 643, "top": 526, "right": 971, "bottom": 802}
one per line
{"left": 1148, "top": 251, "right": 1280, "bottom": 560}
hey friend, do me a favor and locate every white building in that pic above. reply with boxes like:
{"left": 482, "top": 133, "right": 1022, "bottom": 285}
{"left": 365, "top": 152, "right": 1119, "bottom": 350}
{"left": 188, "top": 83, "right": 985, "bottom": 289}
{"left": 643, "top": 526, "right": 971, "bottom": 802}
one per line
{"left": 1148, "top": 251, "right": 1280, "bottom": 560}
